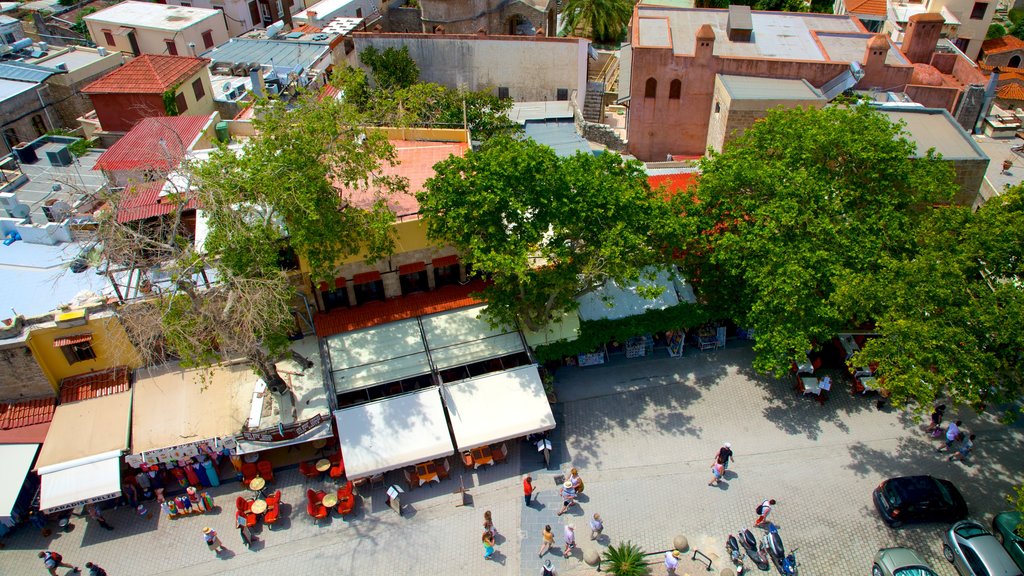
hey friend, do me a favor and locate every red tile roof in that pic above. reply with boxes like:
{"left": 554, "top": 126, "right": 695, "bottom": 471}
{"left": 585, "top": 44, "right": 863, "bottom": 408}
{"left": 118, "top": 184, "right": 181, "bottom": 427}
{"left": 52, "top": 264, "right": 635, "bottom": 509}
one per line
{"left": 95, "top": 115, "right": 213, "bottom": 172}
{"left": 0, "top": 397, "right": 55, "bottom": 429}
{"left": 52, "top": 333, "right": 92, "bottom": 347}
{"left": 116, "top": 180, "right": 198, "bottom": 223}
{"left": 648, "top": 173, "right": 698, "bottom": 200}
{"left": 59, "top": 366, "right": 131, "bottom": 404}
{"left": 843, "top": 0, "right": 887, "bottom": 16}
{"left": 314, "top": 279, "right": 488, "bottom": 338}
{"left": 997, "top": 82, "right": 1024, "bottom": 101}
{"left": 334, "top": 139, "right": 469, "bottom": 216}
{"left": 83, "top": 54, "right": 210, "bottom": 95}
{"left": 982, "top": 35, "right": 1024, "bottom": 56}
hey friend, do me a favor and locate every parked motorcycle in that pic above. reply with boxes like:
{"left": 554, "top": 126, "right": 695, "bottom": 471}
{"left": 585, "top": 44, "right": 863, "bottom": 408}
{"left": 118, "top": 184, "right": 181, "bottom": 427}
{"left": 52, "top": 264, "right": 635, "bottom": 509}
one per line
{"left": 739, "top": 527, "right": 770, "bottom": 571}
{"left": 763, "top": 523, "right": 798, "bottom": 575}
{"left": 726, "top": 533, "right": 746, "bottom": 573}
{"left": 526, "top": 431, "right": 552, "bottom": 468}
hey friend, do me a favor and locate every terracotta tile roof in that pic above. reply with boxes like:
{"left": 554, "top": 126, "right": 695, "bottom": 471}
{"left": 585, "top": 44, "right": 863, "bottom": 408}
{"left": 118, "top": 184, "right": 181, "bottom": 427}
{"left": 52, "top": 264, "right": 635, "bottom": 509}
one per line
{"left": 52, "top": 333, "right": 93, "bottom": 347}
{"left": 843, "top": 0, "right": 887, "bottom": 16}
{"left": 982, "top": 35, "right": 1024, "bottom": 56}
{"left": 318, "top": 84, "right": 341, "bottom": 102}
{"left": 997, "top": 82, "right": 1024, "bottom": 101}
{"left": 83, "top": 54, "right": 210, "bottom": 95}
{"left": 314, "top": 279, "right": 487, "bottom": 338}
{"left": 648, "top": 173, "right": 698, "bottom": 200}
{"left": 59, "top": 366, "right": 131, "bottom": 404}
{"left": 334, "top": 139, "right": 469, "bottom": 216}
{"left": 0, "top": 397, "right": 55, "bottom": 429}
{"left": 95, "top": 115, "right": 213, "bottom": 172}
{"left": 292, "top": 24, "right": 322, "bottom": 33}
{"left": 116, "top": 180, "right": 198, "bottom": 223}
{"left": 0, "top": 422, "right": 50, "bottom": 444}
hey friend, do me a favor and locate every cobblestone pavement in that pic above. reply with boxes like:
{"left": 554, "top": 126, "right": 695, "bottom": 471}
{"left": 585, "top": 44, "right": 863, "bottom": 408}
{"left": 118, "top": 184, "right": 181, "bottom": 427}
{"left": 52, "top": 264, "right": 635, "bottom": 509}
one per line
{"left": 1, "top": 343, "right": 1021, "bottom": 576}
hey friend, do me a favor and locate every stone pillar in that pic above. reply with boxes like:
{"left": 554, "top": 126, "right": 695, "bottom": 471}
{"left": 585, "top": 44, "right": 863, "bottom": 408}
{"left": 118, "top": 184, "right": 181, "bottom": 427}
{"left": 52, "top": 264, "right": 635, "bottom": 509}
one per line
{"left": 426, "top": 264, "right": 436, "bottom": 290}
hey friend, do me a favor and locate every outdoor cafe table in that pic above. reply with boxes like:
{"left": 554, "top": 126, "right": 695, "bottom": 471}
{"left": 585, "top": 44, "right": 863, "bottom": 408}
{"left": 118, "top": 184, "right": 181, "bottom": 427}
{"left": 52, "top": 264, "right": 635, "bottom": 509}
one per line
{"left": 316, "top": 459, "right": 331, "bottom": 473}
{"left": 249, "top": 477, "right": 266, "bottom": 497}
{"left": 250, "top": 499, "right": 267, "bottom": 514}
{"left": 415, "top": 461, "right": 439, "bottom": 485}
{"left": 321, "top": 493, "right": 338, "bottom": 508}
{"left": 800, "top": 376, "right": 821, "bottom": 396}
{"left": 470, "top": 446, "right": 494, "bottom": 469}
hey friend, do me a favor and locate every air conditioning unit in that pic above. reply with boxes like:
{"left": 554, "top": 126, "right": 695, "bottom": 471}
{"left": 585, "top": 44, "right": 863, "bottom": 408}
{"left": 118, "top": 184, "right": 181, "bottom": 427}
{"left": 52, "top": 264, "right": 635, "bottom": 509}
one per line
{"left": 0, "top": 192, "right": 29, "bottom": 219}
{"left": 41, "top": 200, "right": 71, "bottom": 223}
{"left": 45, "top": 144, "right": 72, "bottom": 167}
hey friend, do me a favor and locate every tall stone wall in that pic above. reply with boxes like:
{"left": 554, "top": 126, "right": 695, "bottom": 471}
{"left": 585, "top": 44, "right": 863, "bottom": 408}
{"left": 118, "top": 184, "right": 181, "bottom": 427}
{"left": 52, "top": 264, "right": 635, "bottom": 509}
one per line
{"left": 0, "top": 344, "right": 53, "bottom": 402}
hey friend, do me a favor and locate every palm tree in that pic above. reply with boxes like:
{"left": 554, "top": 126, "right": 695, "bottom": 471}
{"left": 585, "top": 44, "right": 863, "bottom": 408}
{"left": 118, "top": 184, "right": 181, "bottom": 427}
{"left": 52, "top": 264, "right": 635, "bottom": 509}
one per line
{"left": 559, "top": 0, "right": 634, "bottom": 44}
{"left": 602, "top": 541, "right": 651, "bottom": 576}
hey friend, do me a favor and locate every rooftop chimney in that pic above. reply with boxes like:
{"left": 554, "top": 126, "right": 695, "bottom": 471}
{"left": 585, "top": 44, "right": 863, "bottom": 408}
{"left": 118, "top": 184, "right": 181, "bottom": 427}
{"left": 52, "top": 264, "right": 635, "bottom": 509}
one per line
{"left": 901, "top": 12, "right": 944, "bottom": 65}
{"left": 695, "top": 23, "right": 715, "bottom": 62}
{"left": 307, "top": 10, "right": 318, "bottom": 28}
{"left": 726, "top": 5, "right": 752, "bottom": 42}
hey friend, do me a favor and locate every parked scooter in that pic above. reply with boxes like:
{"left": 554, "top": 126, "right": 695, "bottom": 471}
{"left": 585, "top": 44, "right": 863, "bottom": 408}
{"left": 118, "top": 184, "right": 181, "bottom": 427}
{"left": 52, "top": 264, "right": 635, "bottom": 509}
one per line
{"left": 739, "top": 527, "right": 770, "bottom": 571}
{"left": 526, "top": 431, "right": 552, "bottom": 468}
{"left": 763, "top": 523, "right": 798, "bottom": 575}
{"left": 726, "top": 533, "right": 746, "bottom": 574}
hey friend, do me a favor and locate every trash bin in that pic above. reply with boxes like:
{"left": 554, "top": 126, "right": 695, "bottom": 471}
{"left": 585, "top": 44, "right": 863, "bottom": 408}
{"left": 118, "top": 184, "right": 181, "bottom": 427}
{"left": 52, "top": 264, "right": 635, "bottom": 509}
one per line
{"left": 215, "top": 121, "right": 230, "bottom": 143}
{"left": 12, "top": 143, "right": 37, "bottom": 164}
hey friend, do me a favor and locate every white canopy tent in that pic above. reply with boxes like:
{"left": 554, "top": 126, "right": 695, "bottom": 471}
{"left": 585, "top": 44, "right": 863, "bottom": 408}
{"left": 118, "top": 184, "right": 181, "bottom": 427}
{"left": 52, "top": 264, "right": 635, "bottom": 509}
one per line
{"left": 38, "top": 450, "right": 123, "bottom": 513}
{"left": 421, "top": 305, "right": 525, "bottom": 370}
{"left": 576, "top": 267, "right": 695, "bottom": 321}
{"left": 441, "top": 365, "right": 555, "bottom": 451}
{"left": 0, "top": 444, "right": 39, "bottom": 523}
{"left": 327, "top": 319, "right": 431, "bottom": 393}
{"left": 334, "top": 388, "right": 454, "bottom": 479}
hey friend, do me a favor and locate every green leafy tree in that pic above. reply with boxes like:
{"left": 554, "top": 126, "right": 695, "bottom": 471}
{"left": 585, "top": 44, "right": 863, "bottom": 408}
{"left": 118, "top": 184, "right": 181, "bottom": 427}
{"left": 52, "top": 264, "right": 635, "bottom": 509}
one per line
{"left": 418, "top": 136, "right": 676, "bottom": 331}
{"left": 674, "top": 105, "right": 956, "bottom": 382}
{"left": 559, "top": 0, "right": 633, "bottom": 44}
{"left": 989, "top": 23, "right": 1008, "bottom": 40}
{"left": 1010, "top": 485, "right": 1024, "bottom": 537}
{"left": 359, "top": 45, "right": 420, "bottom": 91}
{"left": 602, "top": 541, "right": 651, "bottom": 576}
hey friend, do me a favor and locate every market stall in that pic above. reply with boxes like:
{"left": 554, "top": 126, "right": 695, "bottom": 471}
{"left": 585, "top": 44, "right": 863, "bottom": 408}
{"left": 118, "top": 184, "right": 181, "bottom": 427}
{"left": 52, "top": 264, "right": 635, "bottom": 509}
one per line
{"left": 0, "top": 444, "right": 41, "bottom": 527}
{"left": 334, "top": 387, "right": 453, "bottom": 479}
{"left": 441, "top": 365, "right": 555, "bottom": 451}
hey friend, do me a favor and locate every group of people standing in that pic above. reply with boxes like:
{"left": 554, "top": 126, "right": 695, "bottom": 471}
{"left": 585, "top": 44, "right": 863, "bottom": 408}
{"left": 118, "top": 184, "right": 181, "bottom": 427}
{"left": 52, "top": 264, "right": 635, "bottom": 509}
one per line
{"left": 928, "top": 405, "right": 976, "bottom": 462}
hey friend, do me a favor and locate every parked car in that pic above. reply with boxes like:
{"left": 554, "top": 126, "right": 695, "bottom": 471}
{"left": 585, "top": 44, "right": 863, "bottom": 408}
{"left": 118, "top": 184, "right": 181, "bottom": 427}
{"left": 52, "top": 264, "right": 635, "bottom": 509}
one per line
{"left": 872, "top": 547, "right": 939, "bottom": 576}
{"left": 872, "top": 475, "right": 968, "bottom": 527}
{"left": 943, "top": 520, "right": 1023, "bottom": 576}
{"left": 992, "top": 512, "right": 1024, "bottom": 570}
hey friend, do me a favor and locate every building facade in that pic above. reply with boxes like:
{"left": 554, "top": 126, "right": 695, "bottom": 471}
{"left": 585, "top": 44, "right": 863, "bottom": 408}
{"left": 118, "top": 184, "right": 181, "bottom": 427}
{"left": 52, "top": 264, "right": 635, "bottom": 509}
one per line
{"left": 85, "top": 1, "right": 229, "bottom": 57}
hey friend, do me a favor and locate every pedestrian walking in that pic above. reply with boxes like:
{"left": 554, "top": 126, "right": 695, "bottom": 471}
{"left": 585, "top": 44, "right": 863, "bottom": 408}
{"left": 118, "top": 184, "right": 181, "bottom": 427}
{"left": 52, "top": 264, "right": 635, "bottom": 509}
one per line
{"left": 717, "top": 442, "right": 734, "bottom": 470}
{"left": 927, "top": 404, "right": 947, "bottom": 435}
{"left": 237, "top": 515, "right": 255, "bottom": 548}
{"left": 203, "top": 527, "right": 225, "bottom": 553}
{"left": 541, "top": 558, "right": 555, "bottom": 576}
{"left": 482, "top": 530, "right": 496, "bottom": 560}
{"left": 754, "top": 499, "right": 776, "bottom": 527}
{"left": 562, "top": 524, "right": 576, "bottom": 558}
{"left": 556, "top": 481, "right": 577, "bottom": 516}
{"left": 665, "top": 550, "right": 681, "bottom": 575}
{"left": 85, "top": 562, "right": 107, "bottom": 576}
{"left": 523, "top": 474, "right": 535, "bottom": 506}
{"left": 589, "top": 513, "right": 604, "bottom": 540}
{"left": 483, "top": 510, "right": 497, "bottom": 537}
{"left": 709, "top": 461, "right": 725, "bottom": 486}
{"left": 39, "top": 550, "right": 79, "bottom": 575}
{"left": 568, "top": 468, "right": 584, "bottom": 493}
{"left": 938, "top": 420, "right": 962, "bottom": 452}
{"left": 949, "top": 433, "right": 976, "bottom": 462}
{"left": 538, "top": 524, "right": 555, "bottom": 557}
{"left": 86, "top": 503, "right": 114, "bottom": 531}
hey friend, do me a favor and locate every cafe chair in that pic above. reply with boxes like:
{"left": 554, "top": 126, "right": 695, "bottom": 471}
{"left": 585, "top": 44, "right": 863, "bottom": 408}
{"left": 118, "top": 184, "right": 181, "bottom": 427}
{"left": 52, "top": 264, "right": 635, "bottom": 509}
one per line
{"left": 256, "top": 460, "right": 274, "bottom": 483}
{"left": 492, "top": 443, "right": 508, "bottom": 464}
{"left": 241, "top": 462, "right": 259, "bottom": 484}
{"left": 299, "top": 460, "right": 320, "bottom": 479}
{"left": 402, "top": 468, "right": 419, "bottom": 489}
{"left": 236, "top": 496, "right": 251, "bottom": 513}
{"left": 436, "top": 458, "right": 450, "bottom": 481}
{"left": 367, "top": 473, "right": 385, "bottom": 490}
{"left": 328, "top": 451, "right": 345, "bottom": 480}
{"left": 461, "top": 451, "right": 474, "bottom": 470}
{"left": 306, "top": 489, "right": 327, "bottom": 523}
{"left": 263, "top": 490, "right": 282, "bottom": 527}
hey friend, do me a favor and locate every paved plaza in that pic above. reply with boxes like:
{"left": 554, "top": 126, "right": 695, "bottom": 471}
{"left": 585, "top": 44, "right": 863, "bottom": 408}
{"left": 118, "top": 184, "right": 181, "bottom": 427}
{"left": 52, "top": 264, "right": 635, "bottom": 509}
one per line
{"left": 1, "top": 343, "right": 1022, "bottom": 575}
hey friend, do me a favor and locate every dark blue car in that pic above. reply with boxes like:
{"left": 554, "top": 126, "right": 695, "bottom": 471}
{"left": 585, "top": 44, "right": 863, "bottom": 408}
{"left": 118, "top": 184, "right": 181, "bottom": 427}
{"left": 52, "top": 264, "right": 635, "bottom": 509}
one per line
{"left": 873, "top": 475, "right": 968, "bottom": 527}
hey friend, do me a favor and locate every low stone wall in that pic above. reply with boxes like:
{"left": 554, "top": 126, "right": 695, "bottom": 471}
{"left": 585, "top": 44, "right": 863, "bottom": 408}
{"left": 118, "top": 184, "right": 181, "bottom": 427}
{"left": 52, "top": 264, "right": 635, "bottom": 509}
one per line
{"left": 569, "top": 92, "right": 626, "bottom": 151}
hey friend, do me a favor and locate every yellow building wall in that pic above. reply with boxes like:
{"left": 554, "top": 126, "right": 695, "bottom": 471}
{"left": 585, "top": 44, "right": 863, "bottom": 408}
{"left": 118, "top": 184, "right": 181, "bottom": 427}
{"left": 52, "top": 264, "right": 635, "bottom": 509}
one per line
{"left": 27, "top": 313, "right": 144, "bottom": 388}
{"left": 299, "top": 217, "right": 435, "bottom": 276}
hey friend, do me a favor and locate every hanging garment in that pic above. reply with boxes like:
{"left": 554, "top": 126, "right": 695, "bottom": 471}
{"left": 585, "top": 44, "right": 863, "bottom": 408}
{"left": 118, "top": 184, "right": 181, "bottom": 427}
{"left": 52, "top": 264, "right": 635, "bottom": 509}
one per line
{"left": 184, "top": 464, "right": 200, "bottom": 487}
{"left": 193, "top": 462, "right": 210, "bottom": 487}
{"left": 203, "top": 460, "right": 220, "bottom": 487}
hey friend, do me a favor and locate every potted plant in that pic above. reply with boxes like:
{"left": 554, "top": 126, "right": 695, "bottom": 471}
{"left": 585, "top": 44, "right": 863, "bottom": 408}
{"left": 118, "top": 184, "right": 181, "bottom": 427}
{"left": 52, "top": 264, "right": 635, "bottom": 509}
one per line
{"left": 602, "top": 541, "right": 650, "bottom": 576}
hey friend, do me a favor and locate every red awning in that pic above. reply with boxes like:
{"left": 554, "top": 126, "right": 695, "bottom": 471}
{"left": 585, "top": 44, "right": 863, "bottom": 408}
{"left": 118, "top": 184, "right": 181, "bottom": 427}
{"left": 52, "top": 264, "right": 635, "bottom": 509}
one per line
{"left": 432, "top": 255, "right": 459, "bottom": 268}
{"left": 52, "top": 334, "right": 93, "bottom": 347}
{"left": 398, "top": 262, "right": 426, "bottom": 275}
{"left": 335, "top": 277, "right": 346, "bottom": 288}
{"left": 352, "top": 271, "right": 382, "bottom": 285}
{"left": 318, "top": 281, "right": 329, "bottom": 292}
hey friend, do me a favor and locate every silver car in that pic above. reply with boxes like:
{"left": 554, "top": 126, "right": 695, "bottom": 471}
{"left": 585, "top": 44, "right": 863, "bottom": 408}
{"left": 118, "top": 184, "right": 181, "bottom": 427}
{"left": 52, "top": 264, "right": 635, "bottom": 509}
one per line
{"left": 872, "top": 547, "right": 939, "bottom": 576}
{"left": 944, "top": 520, "right": 1024, "bottom": 576}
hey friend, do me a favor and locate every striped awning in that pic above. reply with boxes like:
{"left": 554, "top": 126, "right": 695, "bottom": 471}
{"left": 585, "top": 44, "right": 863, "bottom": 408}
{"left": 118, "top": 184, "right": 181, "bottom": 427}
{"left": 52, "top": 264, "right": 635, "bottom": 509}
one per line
{"left": 352, "top": 271, "right": 381, "bottom": 285}
{"left": 52, "top": 334, "right": 92, "bottom": 348}
{"left": 398, "top": 262, "right": 425, "bottom": 275}
{"left": 432, "top": 255, "right": 459, "bottom": 268}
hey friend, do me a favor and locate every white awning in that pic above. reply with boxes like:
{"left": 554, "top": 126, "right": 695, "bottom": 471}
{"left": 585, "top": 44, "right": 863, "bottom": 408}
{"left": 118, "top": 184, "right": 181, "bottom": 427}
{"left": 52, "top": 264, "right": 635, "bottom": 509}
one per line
{"left": 576, "top": 266, "right": 683, "bottom": 321}
{"left": 441, "top": 365, "right": 555, "bottom": 451}
{"left": 233, "top": 418, "right": 333, "bottom": 455}
{"left": 422, "top": 305, "right": 525, "bottom": 370}
{"left": 328, "top": 319, "right": 431, "bottom": 392}
{"left": 0, "top": 444, "right": 39, "bottom": 521}
{"left": 335, "top": 388, "right": 454, "bottom": 479}
{"left": 38, "top": 450, "right": 122, "bottom": 513}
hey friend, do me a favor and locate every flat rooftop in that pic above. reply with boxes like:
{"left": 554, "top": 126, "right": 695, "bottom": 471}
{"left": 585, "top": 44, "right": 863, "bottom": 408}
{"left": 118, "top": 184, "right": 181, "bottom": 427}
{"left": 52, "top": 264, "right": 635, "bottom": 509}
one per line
{"left": 523, "top": 119, "right": 593, "bottom": 157}
{"left": 507, "top": 101, "right": 574, "bottom": 124}
{"left": 14, "top": 149, "right": 106, "bottom": 226}
{"left": 202, "top": 38, "right": 332, "bottom": 72}
{"left": 85, "top": 1, "right": 221, "bottom": 29}
{"left": 0, "top": 241, "right": 112, "bottom": 319}
{"left": 29, "top": 47, "right": 110, "bottom": 71}
{"left": 876, "top": 106, "right": 987, "bottom": 160}
{"left": 719, "top": 74, "right": 823, "bottom": 100}
{"left": 0, "top": 78, "right": 37, "bottom": 102}
{"left": 635, "top": 6, "right": 903, "bottom": 64}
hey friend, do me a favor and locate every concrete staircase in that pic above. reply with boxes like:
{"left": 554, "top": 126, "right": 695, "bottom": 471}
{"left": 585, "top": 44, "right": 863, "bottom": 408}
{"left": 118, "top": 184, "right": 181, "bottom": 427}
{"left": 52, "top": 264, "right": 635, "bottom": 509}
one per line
{"left": 583, "top": 81, "right": 605, "bottom": 123}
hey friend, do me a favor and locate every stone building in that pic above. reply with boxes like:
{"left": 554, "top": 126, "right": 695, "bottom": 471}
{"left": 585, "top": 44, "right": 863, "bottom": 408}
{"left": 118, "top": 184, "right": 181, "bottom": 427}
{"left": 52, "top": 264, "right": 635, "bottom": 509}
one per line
{"left": 389, "top": 0, "right": 556, "bottom": 36}
{"left": 979, "top": 35, "right": 1024, "bottom": 69}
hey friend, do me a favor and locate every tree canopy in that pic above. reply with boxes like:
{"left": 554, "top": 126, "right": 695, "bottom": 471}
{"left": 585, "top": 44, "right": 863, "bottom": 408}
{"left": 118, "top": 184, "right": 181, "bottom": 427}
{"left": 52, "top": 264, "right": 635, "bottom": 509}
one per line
{"left": 674, "top": 105, "right": 964, "bottom": 403}
{"left": 560, "top": 0, "right": 633, "bottom": 44}
{"left": 418, "top": 136, "right": 676, "bottom": 331}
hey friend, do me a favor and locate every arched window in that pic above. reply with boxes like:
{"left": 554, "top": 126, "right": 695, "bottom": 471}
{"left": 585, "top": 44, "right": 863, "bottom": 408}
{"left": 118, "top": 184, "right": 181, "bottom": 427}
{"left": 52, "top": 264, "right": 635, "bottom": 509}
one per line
{"left": 669, "top": 79, "right": 681, "bottom": 99}
{"left": 1010, "top": 55, "right": 1022, "bottom": 68}
{"left": 645, "top": 77, "right": 657, "bottom": 99}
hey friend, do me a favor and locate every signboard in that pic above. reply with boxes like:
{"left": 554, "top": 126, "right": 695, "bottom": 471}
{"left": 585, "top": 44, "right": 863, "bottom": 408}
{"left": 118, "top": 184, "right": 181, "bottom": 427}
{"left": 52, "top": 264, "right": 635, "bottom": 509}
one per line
{"left": 239, "top": 413, "right": 327, "bottom": 443}
{"left": 44, "top": 490, "right": 121, "bottom": 514}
